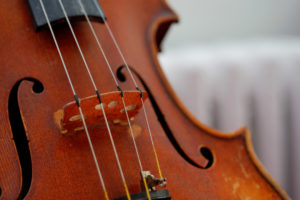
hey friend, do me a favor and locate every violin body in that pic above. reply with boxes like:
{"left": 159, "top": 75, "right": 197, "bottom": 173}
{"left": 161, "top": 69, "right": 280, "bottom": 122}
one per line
{"left": 0, "top": 0, "right": 289, "bottom": 199}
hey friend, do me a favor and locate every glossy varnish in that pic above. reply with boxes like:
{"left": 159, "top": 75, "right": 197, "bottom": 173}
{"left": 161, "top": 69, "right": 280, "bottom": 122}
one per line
{"left": 0, "top": 0, "right": 290, "bottom": 199}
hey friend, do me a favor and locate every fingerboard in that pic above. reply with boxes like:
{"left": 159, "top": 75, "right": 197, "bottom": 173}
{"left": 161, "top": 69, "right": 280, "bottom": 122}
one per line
{"left": 27, "top": 0, "right": 106, "bottom": 31}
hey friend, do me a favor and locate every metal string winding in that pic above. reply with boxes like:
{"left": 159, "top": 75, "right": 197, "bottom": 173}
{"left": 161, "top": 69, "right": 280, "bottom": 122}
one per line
{"left": 39, "top": 0, "right": 165, "bottom": 199}
{"left": 38, "top": 0, "right": 109, "bottom": 199}
{"left": 103, "top": 18, "right": 165, "bottom": 185}
{"left": 57, "top": 0, "right": 133, "bottom": 199}
{"left": 79, "top": 0, "right": 165, "bottom": 197}
{"left": 77, "top": 1, "right": 152, "bottom": 199}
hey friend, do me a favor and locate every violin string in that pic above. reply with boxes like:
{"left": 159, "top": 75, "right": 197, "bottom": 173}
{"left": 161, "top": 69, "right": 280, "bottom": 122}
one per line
{"left": 104, "top": 19, "right": 165, "bottom": 180}
{"left": 77, "top": 2, "right": 151, "bottom": 199}
{"left": 89, "top": 0, "right": 164, "bottom": 179}
{"left": 57, "top": 0, "right": 132, "bottom": 199}
{"left": 78, "top": 1, "right": 158, "bottom": 198}
{"left": 77, "top": 0, "right": 119, "bottom": 86}
{"left": 120, "top": 97, "right": 152, "bottom": 200}
{"left": 38, "top": 1, "right": 109, "bottom": 200}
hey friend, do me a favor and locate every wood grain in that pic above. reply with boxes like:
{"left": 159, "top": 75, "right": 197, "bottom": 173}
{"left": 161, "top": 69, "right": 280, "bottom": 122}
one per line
{"left": 0, "top": 0, "right": 289, "bottom": 199}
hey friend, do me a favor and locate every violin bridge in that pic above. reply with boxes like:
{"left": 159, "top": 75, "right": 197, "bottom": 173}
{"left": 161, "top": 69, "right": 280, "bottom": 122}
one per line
{"left": 53, "top": 90, "right": 147, "bottom": 135}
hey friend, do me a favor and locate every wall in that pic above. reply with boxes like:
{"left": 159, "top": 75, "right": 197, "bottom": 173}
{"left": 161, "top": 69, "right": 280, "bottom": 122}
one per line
{"left": 163, "top": 0, "right": 300, "bottom": 48}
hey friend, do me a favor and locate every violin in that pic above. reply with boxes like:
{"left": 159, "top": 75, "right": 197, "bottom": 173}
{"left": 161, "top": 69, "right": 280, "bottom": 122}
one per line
{"left": 0, "top": 0, "right": 290, "bottom": 199}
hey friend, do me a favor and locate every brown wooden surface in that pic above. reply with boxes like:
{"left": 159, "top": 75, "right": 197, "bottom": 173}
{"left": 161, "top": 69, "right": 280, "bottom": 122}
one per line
{"left": 0, "top": 0, "right": 290, "bottom": 199}
{"left": 55, "top": 91, "right": 148, "bottom": 134}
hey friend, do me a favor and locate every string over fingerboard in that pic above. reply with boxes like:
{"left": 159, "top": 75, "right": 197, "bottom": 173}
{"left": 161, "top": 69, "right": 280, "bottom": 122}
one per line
{"left": 28, "top": 0, "right": 106, "bottom": 31}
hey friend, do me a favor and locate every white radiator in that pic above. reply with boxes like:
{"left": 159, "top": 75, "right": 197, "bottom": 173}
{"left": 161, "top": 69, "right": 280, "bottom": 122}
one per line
{"left": 159, "top": 40, "right": 300, "bottom": 199}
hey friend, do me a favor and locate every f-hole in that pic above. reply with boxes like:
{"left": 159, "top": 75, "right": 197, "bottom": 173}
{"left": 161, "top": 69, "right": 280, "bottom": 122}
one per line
{"left": 116, "top": 66, "right": 214, "bottom": 169}
{"left": 8, "top": 78, "right": 44, "bottom": 200}
{"left": 200, "top": 147, "right": 214, "bottom": 169}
